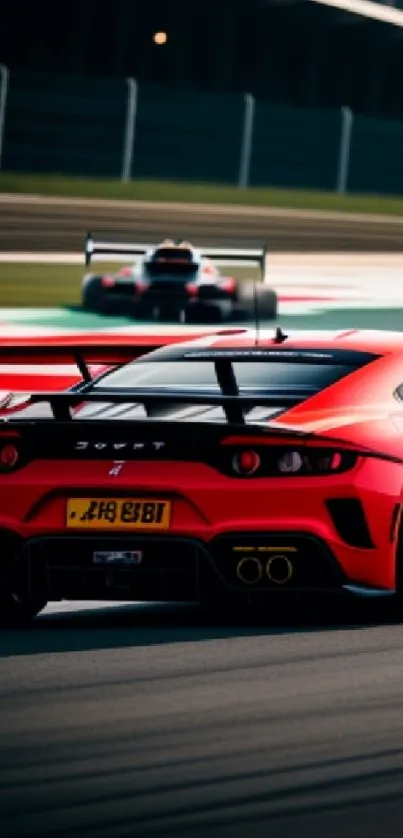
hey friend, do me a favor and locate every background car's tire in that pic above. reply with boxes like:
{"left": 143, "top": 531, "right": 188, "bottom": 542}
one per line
{"left": 234, "top": 281, "right": 278, "bottom": 321}
{"left": 133, "top": 300, "right": 155, "bottom": 320}
{"left": 82, "top": 275, "right": 105, "bottom": 313}
{"left": 0, "top": 593, "right": 47, "bottom": 627}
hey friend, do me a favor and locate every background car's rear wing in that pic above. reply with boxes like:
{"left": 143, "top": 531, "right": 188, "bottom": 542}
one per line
{"left": 200, "top": 247, "right": 269, "bottom": 282}
{"left": 85, "top": 233, "right": 269, "bottom": 281}
{"left": 85, "top": 233, "right": 150, "bottom": 266}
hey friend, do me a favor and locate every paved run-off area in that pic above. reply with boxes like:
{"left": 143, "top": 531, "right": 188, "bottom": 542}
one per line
{"left": 2, "top": 600, "right": 403, "bottom": 838}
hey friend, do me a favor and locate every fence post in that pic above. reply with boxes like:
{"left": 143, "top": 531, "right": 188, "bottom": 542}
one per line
{"left": 336, "top": 106, "right": 353, "bottom": 194}
{"left": 0, "top": 64, "right": 9, "bottom": 173}
{"left": 238, "top": 93, "right": 255, "bottom": 188}
{"left": 121, "top": 77, "right": 138, "bottom": 183}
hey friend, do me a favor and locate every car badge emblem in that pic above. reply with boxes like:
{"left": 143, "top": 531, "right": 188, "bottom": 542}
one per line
{"left": 109, "top": 460, "right": 125, "bottom": 477}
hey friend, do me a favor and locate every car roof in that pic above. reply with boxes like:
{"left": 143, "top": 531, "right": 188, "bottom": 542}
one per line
{"left": 147, "top": 240, "right": 201, "bottom": 262}
{"left": 143, "top": 328, "right": 403, "bottom": 359}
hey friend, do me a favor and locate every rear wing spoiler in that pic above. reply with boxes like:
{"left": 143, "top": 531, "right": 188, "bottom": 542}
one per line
{"left": 84, "top": 233, "right": 269, "bottom": 281}
{"left": 27, "top": 389, "right": 304, "bottom": 424}
{"left": 200, "top": 247, "right": 268, "bottom": 281}
{"left": 85, "top": 233, "right": 150, "bottom": 266}
{"left": 0, "top": 330, "right": 221, "bottom": 384}
{"left": 5, "top": 350, "right": 303, "bottom": 425}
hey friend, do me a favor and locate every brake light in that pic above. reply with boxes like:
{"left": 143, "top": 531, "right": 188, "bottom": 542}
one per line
{"left": 276, "top": 450, "right": 344, "bottom": 474}
{"left": 228, "top": 446, "right": 357, "bottom": 478}
{"left": 220, "top": 277, "right": 236, "bottom": 293}
{"left": 101, "top": 276, "right": 115, "bottom": 287}
{"left": 0, "top": 442, "right": 19, "bottom": 471}
{"left": 133, "top": 278, "right": 149, "bottom": 295}
{"left": 185, "top": 283, "right": 198, "bottom": 297}
{"left": 232, "top": 449, "right": 261, "bottom": 476}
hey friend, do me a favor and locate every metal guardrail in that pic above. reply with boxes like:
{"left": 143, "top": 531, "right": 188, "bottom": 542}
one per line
{"left": 0, "top": 66, "right": 401, "bottom": 196}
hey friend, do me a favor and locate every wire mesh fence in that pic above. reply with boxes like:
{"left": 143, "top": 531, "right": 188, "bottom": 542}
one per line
{"left": 2, "top": 66, "right": 403, "bottom": 195}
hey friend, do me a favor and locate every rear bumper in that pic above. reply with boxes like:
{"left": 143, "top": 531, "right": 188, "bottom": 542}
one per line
{"left": 102, "top": 284, "right": 232, "bottom": 307}
{"left": 0, "top": 455, "right": 399, "bottom": 602}
{"left": 1, "top": 529, "right": 395, "bottom": 603}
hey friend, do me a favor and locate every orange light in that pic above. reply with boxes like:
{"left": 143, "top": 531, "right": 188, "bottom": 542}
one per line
{"left": 153, "top": 31, "right": 167, "bottom": 45}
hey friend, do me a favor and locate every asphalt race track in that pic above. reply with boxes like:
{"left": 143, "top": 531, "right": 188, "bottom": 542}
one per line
{"left": 2, "top": 601, "right": 403, "bottom": 838}
{"left": 3, "top": 193, "right": 403, "bottom": 251}
{"left": 2, "top": 195, "right": 403, "bottom": 838}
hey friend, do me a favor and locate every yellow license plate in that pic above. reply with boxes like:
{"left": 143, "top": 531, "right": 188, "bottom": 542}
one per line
{"left": 66, "top": 498, "right": 171, "bottom": 530}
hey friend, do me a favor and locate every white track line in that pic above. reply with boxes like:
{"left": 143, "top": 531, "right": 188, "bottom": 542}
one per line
{"left": 1, "top": 251, "right": 403, "bottom": 266}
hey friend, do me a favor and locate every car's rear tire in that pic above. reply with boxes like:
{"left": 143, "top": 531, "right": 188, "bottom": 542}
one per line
{"left": 0, "top": 592, "right": 47, "bottom": 627}
{"left": 234, "top": 281, "right": 278, "bottom": 321}
{"left": 82, "top": 276, "right": 105, "bottom": 313}
{"left": 388, "top": 508, "right": 403, "bottom": 620}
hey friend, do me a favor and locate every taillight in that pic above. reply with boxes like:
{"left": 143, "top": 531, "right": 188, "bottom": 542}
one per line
{"left": 277, "top": 449, "right": 346, "bottom": 475}
{"left": 219, "top": 277, "right": 236, "bottom": 293}
{"left": 277, "top": 451, "right": 304, "bottom": 474}
{"left": 232, "top": 449, "right": 261, "bottom": 476}
{"left": 101, "top": 276, "right": 115, "bottom": 287}
{"left": 0, "top": 440, "right": 20, "bottom": 472}
{"left": 228, "top": 447, "right": 357, "bottom": 478}
{"left": 134, "top": 278, "right": 149, "bottom": 294}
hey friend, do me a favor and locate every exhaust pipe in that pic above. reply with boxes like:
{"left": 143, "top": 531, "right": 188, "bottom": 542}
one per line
{"left": 266, "top": 554, "right": 293, "bottom": 585}
{"left": 236, "top": 556, "right": 263, "bottom": 585}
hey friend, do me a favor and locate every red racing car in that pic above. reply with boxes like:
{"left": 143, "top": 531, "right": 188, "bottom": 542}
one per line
{"left": 1, "top": 325, "right": 403, "bottom": 625}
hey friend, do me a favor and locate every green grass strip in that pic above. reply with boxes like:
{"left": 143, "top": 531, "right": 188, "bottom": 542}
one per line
{"left": 2, "top": 174, "right": 403, "bottom": 217}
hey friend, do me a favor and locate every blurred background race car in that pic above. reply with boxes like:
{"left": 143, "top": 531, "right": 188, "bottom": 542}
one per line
{"left": 82, "top": 234, "right": 278, "bottom": 323}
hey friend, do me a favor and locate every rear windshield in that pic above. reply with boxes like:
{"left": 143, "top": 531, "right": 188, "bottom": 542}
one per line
{"left": 145, "top": 262, "right": 199, "bottom": 276}
{"left": 145, "top": 247, "right": 198, "bottom": 275}
{"left": 93, "top": 360, "right": 364, "bottom": 393}
{"left": 152, "top": 248, "right": 194, "bottom": 262}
